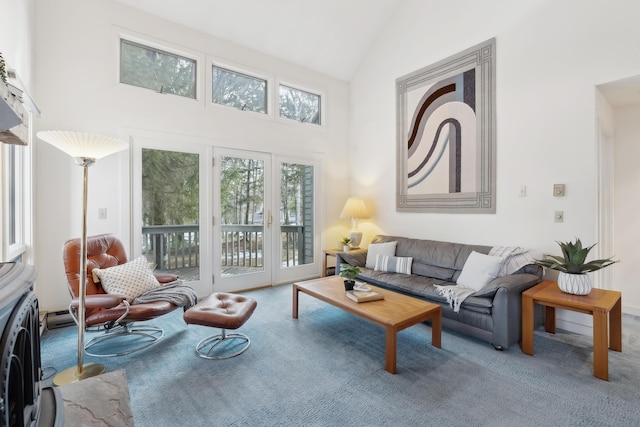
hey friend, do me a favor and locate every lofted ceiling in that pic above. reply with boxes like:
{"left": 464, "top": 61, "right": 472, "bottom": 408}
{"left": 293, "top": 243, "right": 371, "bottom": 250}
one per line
{"left": 112, "top": 0, "right": 403, "bottom": 82}
{"left": 111, "top": 0, "right": 640, "bottom": 105}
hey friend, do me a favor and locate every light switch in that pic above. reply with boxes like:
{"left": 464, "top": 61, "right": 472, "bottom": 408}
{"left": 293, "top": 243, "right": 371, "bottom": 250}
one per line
{"left": 553, "top": 184, "right": 565, "bottom": 197}
{"left": 519, "top": 185, "right": 527, "bottom": 197}
{"left": 98, "top": 208, "right": 107, "bottom": 219}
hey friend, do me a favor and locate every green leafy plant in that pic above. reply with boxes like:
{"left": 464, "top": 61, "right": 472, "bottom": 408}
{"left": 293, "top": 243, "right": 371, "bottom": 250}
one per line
{"left": 340, "top": 236, "right": 352, "bottom": 246}
{"left": 534, "top": 238, "right": 617, "bottom": 274}
{"left": 339, "top": 263, "right": 360, "bottom": 281}
{"left": 0, "top": 52, "right": 7, "bottom": 84}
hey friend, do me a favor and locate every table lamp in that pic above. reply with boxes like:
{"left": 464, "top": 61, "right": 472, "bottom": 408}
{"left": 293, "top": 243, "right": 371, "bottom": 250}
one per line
{"left": 339, "top": 197, "right": 370, "bottom": 248}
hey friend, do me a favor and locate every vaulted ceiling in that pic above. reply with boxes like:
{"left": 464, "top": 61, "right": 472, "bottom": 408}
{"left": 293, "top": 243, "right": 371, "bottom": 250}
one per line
{"left": 112, "top": 0, "right": 403, "bottom": 82}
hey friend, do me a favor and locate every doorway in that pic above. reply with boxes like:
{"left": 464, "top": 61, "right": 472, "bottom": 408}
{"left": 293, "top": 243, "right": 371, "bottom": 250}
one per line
{"left": 213, "top": 148, "right": 319, "bottom": 292}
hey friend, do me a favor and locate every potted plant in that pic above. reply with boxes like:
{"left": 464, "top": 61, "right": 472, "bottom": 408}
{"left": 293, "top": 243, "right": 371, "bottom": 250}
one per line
{"left": 340, "top": 236, "right": 352, "bottom": 252}
{"left": 0, "top": 53, "right": 7, "bottom": 84}
{"left": 534, "top": 238, "right": 617, "bottom": 295}
{"left": 339, "top": 263, "right": 360, "bottom": 291}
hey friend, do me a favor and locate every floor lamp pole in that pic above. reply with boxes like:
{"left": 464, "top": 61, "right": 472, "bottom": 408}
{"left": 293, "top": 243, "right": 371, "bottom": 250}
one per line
{"left": 53, "top": 159, "right": 105, "bottom": 386}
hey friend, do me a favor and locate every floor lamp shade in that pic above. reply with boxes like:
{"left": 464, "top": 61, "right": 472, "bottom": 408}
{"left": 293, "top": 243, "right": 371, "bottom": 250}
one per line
{"left": 37, "top": 131, "right": 128, "bottom": 385}
{"left": 37, "top": 131, "right": 128, "bottom": 161}
{"left": 339, "top": 197, "right": 370, "bottom": 248}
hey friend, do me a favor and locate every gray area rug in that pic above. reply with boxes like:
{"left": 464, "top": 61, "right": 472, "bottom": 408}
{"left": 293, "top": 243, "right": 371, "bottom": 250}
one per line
{"left": 41, "top": 284, "right": 640, "bottom": 426}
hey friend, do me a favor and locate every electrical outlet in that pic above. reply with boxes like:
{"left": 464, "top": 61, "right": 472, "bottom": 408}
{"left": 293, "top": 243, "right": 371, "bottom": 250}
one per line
{"left": 554, "top": 210, "right": 564, "bottom": 223}
{"left": 98, "top": 208, "right": 107, "bottom": 219}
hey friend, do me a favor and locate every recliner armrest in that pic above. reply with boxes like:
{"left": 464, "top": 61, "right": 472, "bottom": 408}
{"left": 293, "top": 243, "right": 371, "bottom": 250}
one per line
{"left": 155, "top": 273, "right": 179, "bottom": 284}
{"left": 70, "top": 294, "right": 126, "bottom": 310}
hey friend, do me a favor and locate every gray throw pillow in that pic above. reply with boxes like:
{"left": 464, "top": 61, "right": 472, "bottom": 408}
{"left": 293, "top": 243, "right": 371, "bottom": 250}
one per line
{"left": 365, "top": 241, "right": 397, "bottom": 269}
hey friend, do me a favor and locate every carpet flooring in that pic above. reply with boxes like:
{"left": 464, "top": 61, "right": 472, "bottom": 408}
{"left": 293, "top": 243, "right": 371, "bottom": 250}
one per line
{"left": 41, "top": 284, "right": 640, "bottom": 426}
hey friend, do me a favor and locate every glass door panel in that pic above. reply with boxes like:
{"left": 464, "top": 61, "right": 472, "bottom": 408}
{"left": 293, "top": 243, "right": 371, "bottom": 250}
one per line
{"left": 132, "top": 133, "right": 211, "bottom": 298}
{"left": 214, "top": 149, "right": 272, "bottom": 292}
{"left": 220, "top": 155, "right": 265, "bottom": 276}
{"left": 141, "top": 148, "right": 200, "bottom": 281}
{"left": 280, "top": 162, "right": 314, "bottom": 268}
{"left": 273, "top": 158, "right": 319, "bottom": 285}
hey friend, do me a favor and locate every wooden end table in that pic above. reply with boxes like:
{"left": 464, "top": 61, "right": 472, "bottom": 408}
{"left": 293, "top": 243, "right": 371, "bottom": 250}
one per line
{"left": 521, "top": 280, "right": 622, "bottom": 381}
{"left": 322, "top": 249, "right": 340, "bottom": 277}
{"left": 293, "top": 276, "right": 442, "bottom": 374}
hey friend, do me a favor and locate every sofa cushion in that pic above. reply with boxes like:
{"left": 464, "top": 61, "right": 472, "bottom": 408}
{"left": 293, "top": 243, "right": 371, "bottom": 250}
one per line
{"left": 374, "top": 255, "right": 413, "bottom": 274}
{"left": 365, "top": 241, "right": 397, "bottom": 269}
{"left": 456, "top": 251, "right": 502, "bottom": 291}
{"left": 358, "top": 268, "right": 493, "bottom": 314}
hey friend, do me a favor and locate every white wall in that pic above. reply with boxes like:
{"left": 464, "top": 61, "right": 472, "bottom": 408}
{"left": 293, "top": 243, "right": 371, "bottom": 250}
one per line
{"left": 614, "top": 104, "right": 640, "bottom": 315}
{"left": 33, "top": 0, "right": 351, "bottom": 311}
{"left": 350, "top": 0, "right": 640, "bottom": 318}
{"left": 0, "top": 0, "right": 35, "bottom": 93}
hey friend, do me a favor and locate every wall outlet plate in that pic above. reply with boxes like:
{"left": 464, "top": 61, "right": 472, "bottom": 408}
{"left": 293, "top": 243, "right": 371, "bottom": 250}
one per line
{"left": 554, "top": 210, "right": 564, "bottom": 223}
{"left": 553, "top": 184, "right": 565, "bottom": 197}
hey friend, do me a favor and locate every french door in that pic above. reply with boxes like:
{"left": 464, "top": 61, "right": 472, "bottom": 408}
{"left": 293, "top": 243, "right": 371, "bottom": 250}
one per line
{"left": 132, "top": 136, "right": 319, "bottom": 296}
{"left": 213, "top": 148, "right": 319, "bottom": 292}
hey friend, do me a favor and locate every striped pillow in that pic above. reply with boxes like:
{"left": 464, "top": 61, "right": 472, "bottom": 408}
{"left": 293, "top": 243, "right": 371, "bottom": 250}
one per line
{"left": 374, "top": 255, "right": 413, "bottom": 274}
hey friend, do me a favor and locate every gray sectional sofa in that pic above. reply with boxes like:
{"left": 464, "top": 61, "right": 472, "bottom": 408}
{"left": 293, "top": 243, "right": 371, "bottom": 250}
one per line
{"left": 335, "top": 235, "right": 542, "bottom": 350}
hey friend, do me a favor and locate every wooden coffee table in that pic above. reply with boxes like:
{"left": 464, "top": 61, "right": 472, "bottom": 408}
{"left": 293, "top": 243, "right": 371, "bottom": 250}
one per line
{"left": 292, "top": 276, "right": 442, "bottom": 374}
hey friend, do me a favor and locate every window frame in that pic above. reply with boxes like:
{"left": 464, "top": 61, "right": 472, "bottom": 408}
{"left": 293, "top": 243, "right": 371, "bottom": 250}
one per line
{"left": 115, "top": 28, "right": 205, "bottom": 103}
{"left": 211, "top": 64, "right": 270, "bottom": 115}
{"left": 276, "top": 80, "right": 324, "bottom": 127}
{"left": 206, "top": 58, "right": 274, "bottom": 120}
{"left": 1, "top": 127, "right": 30, "bottom": 263}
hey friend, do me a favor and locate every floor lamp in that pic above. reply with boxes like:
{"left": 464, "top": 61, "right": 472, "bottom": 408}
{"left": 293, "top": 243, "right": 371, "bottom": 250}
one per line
{"left": 37, "top": 131, "right": 128, "bottom": 385}
{"left": 340, "top": 197, "right": 370, "bottom": 249}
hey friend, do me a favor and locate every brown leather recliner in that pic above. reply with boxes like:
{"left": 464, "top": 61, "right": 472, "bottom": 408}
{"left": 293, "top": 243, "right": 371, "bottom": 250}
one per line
{"left": 63, "top": 233, "right": 179, "bottom": 356}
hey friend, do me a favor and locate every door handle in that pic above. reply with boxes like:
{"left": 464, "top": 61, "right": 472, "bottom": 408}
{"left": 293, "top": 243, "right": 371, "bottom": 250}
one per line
{"left": 267, "top": 210, "right": 272, "bottom": 228}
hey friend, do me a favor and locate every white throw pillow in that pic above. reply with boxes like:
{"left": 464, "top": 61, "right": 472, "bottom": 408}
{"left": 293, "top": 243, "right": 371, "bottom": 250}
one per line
{"left": 456, "top": 251, "right": 503, "bottom": 291}
{"left": 92, "top": 255, "right": 160, "bottom": 302}
{"left": 365, "top": 241, "right": 397, "bottom": 269}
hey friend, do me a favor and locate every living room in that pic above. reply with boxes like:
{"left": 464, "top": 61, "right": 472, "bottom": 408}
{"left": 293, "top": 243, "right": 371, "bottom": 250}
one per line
{"left": 1, "top": 0, "right": 640, "bottom": 425}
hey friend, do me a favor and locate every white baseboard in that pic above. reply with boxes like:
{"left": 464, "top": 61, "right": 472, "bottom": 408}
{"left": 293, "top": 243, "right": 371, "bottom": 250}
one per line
{"left": 555, "top": 309, "right": 593, "bottom": 336}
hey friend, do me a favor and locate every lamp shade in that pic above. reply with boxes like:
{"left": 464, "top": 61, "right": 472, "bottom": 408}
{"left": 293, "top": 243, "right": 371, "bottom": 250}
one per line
{"left": 340, "top": 197, "right": 370, "bottom": 219}
{"left": 37, "top": 131, "right": 128, "bottom": 159}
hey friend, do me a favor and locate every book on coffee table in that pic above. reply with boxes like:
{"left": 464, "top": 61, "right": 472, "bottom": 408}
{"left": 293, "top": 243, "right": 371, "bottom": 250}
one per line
{"left": 345, "top": 290, "right": 384, "bottom": 303}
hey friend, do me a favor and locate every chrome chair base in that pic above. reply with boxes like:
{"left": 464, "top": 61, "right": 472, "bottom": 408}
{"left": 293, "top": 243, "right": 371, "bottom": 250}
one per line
{"left": 194, "top": 329, "right": 251, "bottom": 360}
{"left": 84, "top": 323, "right": 164, "bottom": 357}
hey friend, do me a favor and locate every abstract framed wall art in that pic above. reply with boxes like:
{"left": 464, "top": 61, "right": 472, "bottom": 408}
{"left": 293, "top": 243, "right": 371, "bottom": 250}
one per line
{"left": 396, "top": 38, "right": 496, "bottom": 213}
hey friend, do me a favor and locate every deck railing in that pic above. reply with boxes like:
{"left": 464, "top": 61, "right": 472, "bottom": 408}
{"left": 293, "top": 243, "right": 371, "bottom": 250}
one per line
{"left": 141, "top": 224, "right": 308, "bottom": 274}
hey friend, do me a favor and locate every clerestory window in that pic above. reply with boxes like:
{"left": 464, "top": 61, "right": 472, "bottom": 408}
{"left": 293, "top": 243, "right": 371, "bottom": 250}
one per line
{"left": 278, "top": 84, "right": 321, "bottom": 125}
{"left": 212, "top": 66, "right": 267, "bottom": 114}
{"left": 120, "top": 39, "right": 197, "bottom": 99}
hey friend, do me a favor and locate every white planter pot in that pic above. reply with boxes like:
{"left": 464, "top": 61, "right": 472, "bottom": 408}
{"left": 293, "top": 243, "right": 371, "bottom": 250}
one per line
{"left": 343, "top": 245, "right": 350, "bottom": 252}
{"left": 557, "top": 272, "right": 593, "bottom": 295}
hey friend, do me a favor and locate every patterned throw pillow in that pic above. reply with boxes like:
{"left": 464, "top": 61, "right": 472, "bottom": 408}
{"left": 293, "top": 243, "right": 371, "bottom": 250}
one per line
{"left": 374, "top": 255, "right": 413, "bottom": 275}
{"left": 92, "top": 255, "right": 160, "bottom": 302}
{"left": 365, "top": 241, "right": 397, "bottom": 269}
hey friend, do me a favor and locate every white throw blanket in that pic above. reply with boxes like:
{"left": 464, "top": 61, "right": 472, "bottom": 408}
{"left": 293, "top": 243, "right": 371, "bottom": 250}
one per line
{"left": 433, "top": 284, "right": 476, "bottom": 313}
{"left": 435, "top": 246, "right": 538, "bottom": 313}
{"left": 489, "top": 246, "right": 539, "bottom": 276}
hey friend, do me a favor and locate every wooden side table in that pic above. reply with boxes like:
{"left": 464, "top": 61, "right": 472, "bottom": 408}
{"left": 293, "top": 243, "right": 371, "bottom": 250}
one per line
{"left": 522, "top": 280, "right": 622, "bottom": 381}
{"left": 322, "top": 249, "right": 340, "bottom": 277}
